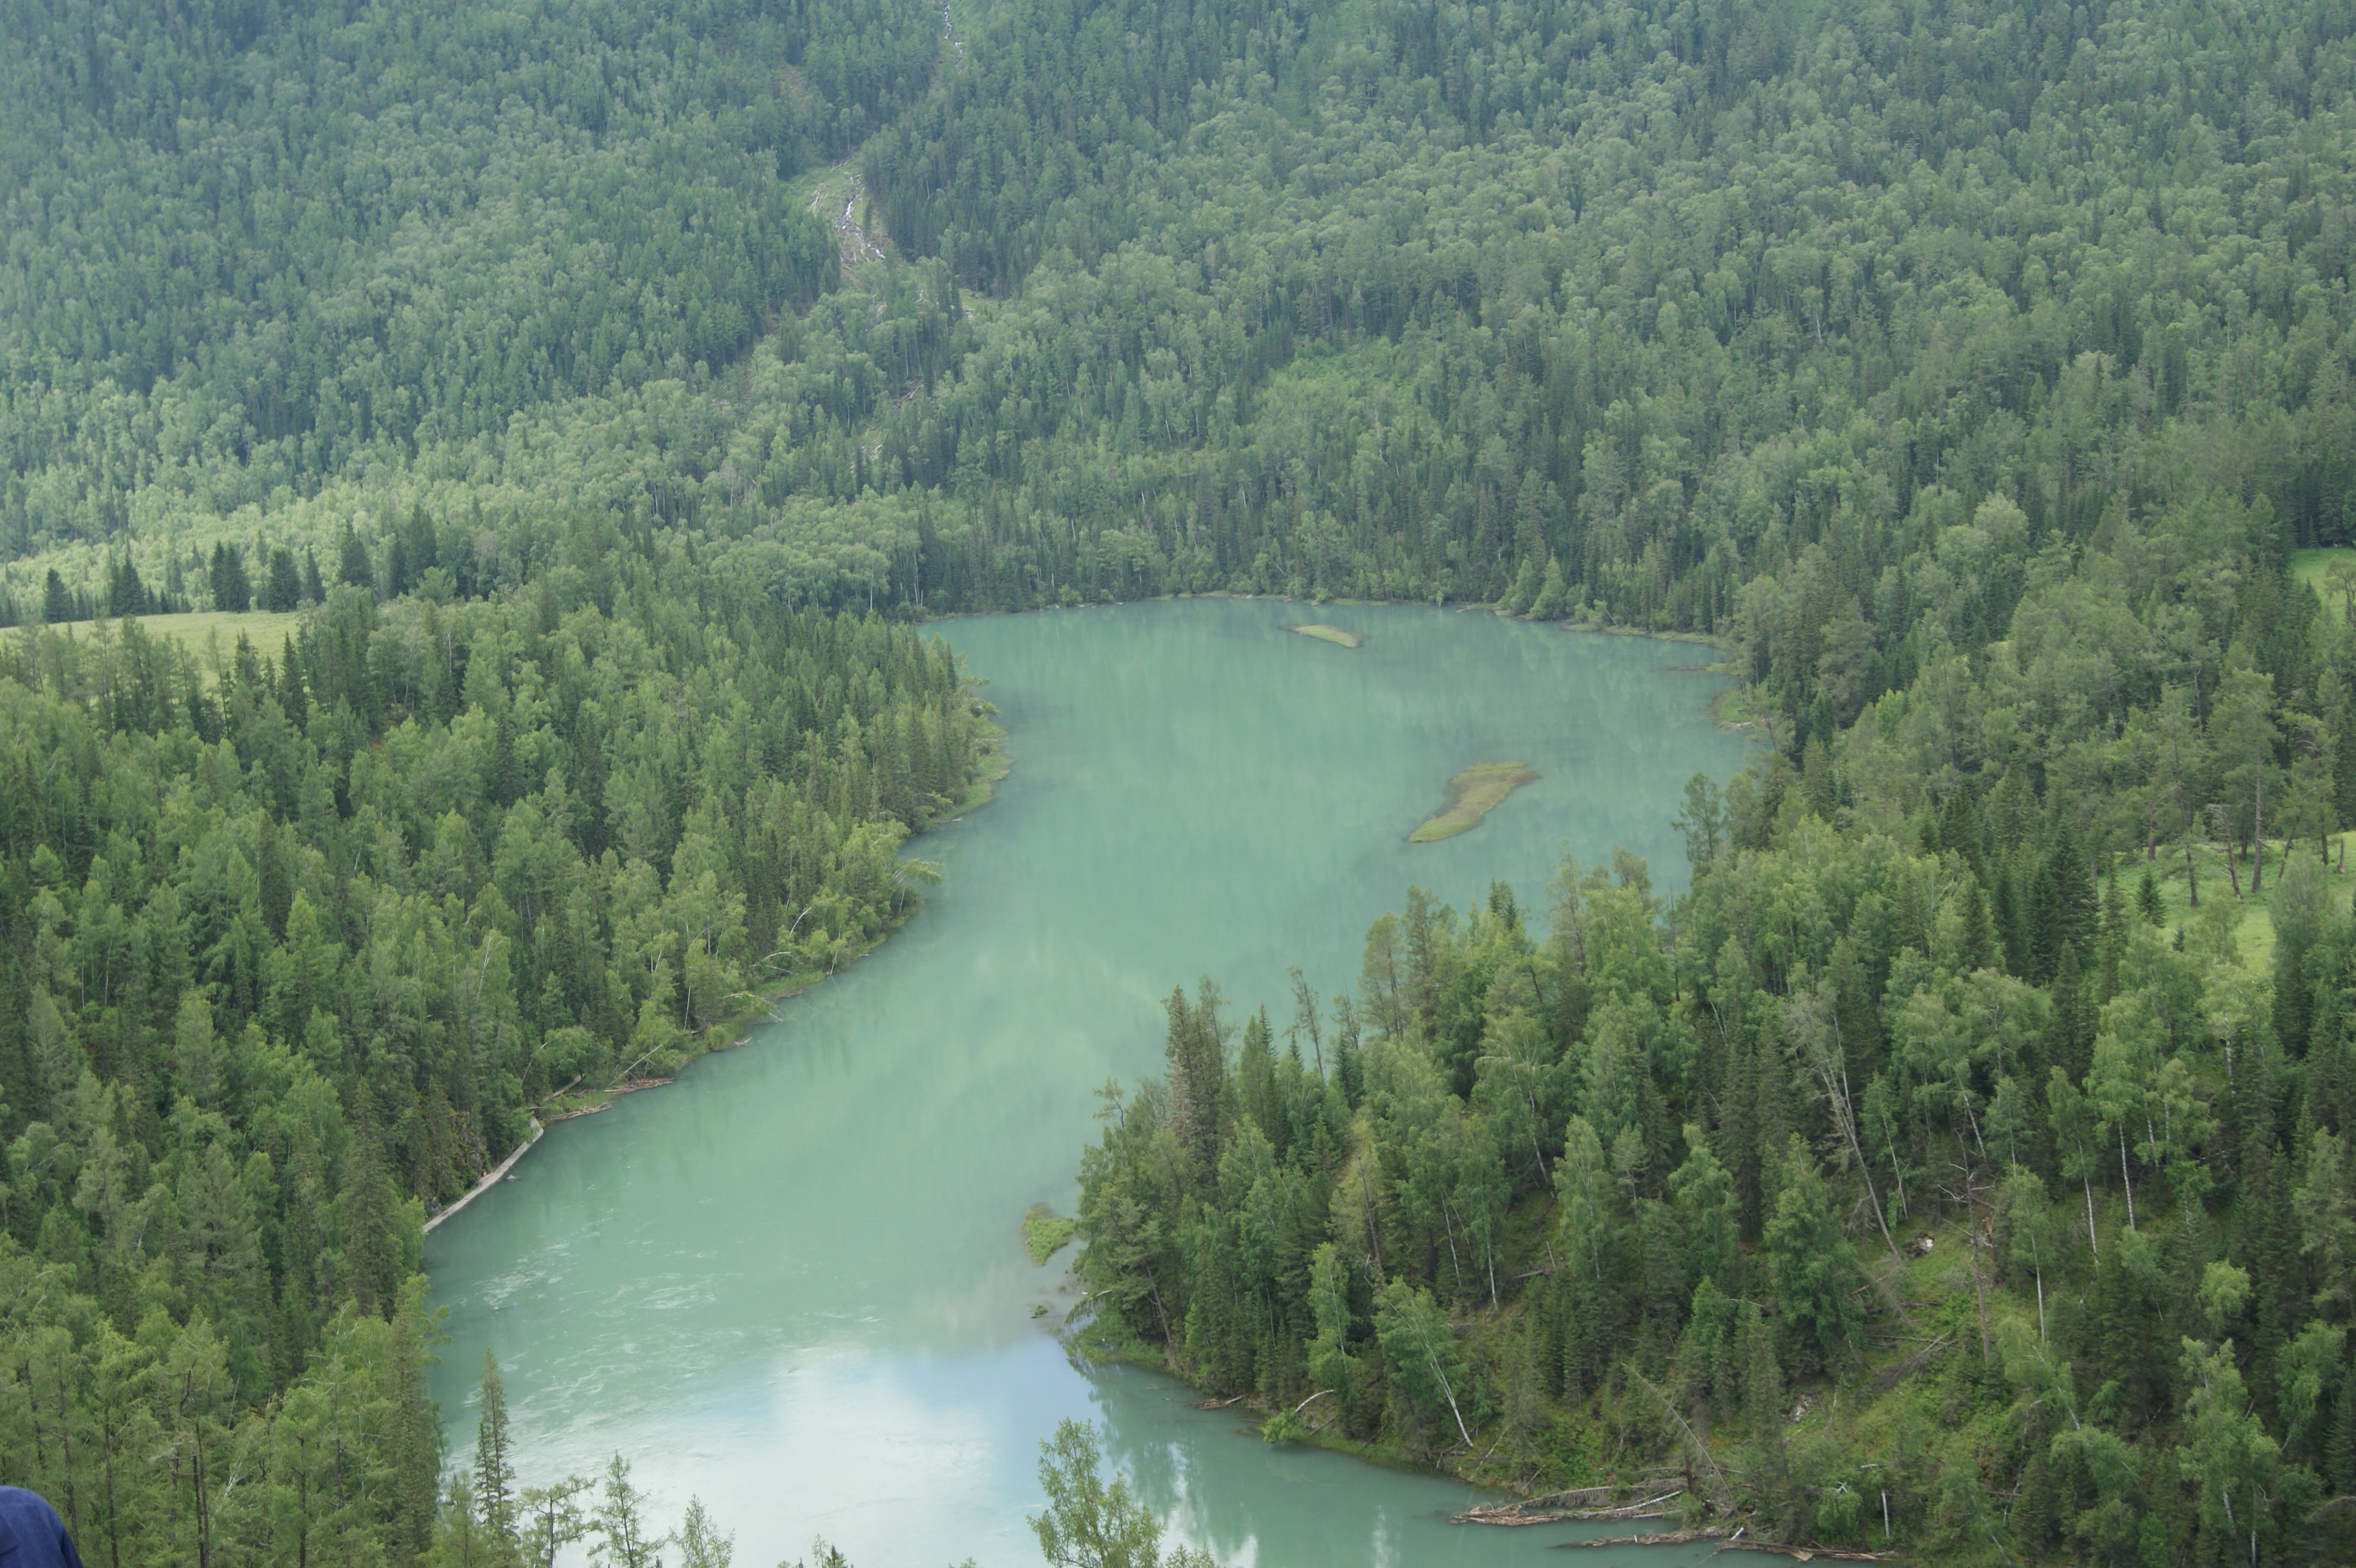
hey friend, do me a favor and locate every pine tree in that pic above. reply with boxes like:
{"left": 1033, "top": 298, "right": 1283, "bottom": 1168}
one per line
{"left": 257, "top": 821, "right": 293, "bottom": 941}
{"left": 2009, "top": 1451, "right": 2062, "bottom": 1559}
{"left": 476, "top": 1351, "right": 520, "bottom": 1558}
{"left": 1939, "top": 788, "right": 1982, "bottom": 870}
{"left": 518, "top": 1478, "right": 594, "bottom": 1568}
{"left": 339, "top": 1082, "right": 401, "bottom": 1319}
{"left": 2049, "top": 944, "right": 2093, "bottom": 1085}
{"left": 389, "top": 1280, "right": 445, "bottom": 1559}
{"left": 209, "top": 544, "right": 250, "bottom": 612}
{"left": 2329, "top": 1365, "right": 2356, "bottom": 1496}
{"left": 340, "top": 522, "right": 375, "bottom": 590}
{"left": 2251, "top": 1148, "right": 2306, "bottom": 1416}
{"left": 1959, "top": 875, "right": 1996, "bottom": 972}
{"left": 1763, "top": 1136, "right": 1860, "bottom": 1374}
{"left": 2098, "top": 865, "right": 2127, "bottom": 1001}
{"left": 1800, "top": 737, "right": 1836, "bottom": 818}
{"left": 106, "top": 553, "right": 148, "bottom": 618}
{"left": 1236, "top": 1008, "right": 1277, "bottom": 1144}
{"left": 591, "top": 1453, "right": 664, "bottom": 1568}
{"left": 265, "top": 547, "right": 303, "bottom": 612}
{"left": 1993, "top": 864, "right": 2028, "bottom": 975}
{"left": 1530, "top": 555, "right": 1568, "bottom": 619}
{"left": 1165, "top": 983, "right": 1227, "bottom": 1190}
{"left": 1738, "top": 1300, "right": 1793, "bottom": 1516}
{"left": 1499, "top": 555, "right": 1538, "bottom": 615}
{"left": 675, "top": 1499, "right": 733, "bottom": 1568}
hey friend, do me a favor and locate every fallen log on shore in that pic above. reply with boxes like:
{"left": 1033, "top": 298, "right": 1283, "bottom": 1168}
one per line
{"left": 1455, "top": 1489, "right": 1682, "bottom": 1526}
{"left": 1514, "top": 1478, "right": 1684, "bottom": 1506}
{"left": 1549, "top": 1526, "right": 1899, "bottom": 1560}
{"left": 1718, "top": 1546, "right": 1899, "bottom": 1562}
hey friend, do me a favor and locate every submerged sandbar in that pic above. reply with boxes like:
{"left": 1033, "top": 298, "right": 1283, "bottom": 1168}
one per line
{"left": 1287, "top": 623, "right": 1363, "bottom": 648}
{"left": 1410, "top": 762, "right": 1539, "bottom": 842}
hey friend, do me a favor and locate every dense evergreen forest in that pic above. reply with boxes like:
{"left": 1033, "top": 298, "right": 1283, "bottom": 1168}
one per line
{"left": 7, "top": 0, "right": 2351, "bottom": 659}
{"left": 3, "top": 0, "right": 2356, "bottom": 1561}
{"left": 0, "top": 511, "right": 989, "bottom": 1563}
{"left": 1071, "top": 512, "right": 2356, "bottom": 1563}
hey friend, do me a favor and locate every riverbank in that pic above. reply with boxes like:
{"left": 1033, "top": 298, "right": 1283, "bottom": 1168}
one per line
{"left": 1064, "top": 1316, "right": 1522, "bottom": 1497}
{"left": 929, "top": 590, "right": 1728, "bottom": 649}
{"left": 423, "top": 1117, "right": 544, "bottom": 1233}
{"left": 421, "top": 726, "right": 1011, "bottom": 1225}
{"left": 424, "top": 596, "right": 1747, "bottom": 1563}
{"left": 928, "top": 594, "right": 1753, "bottom": 731}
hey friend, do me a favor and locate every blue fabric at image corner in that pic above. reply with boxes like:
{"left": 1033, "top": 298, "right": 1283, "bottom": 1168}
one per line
{"left": 0, "top": 1489, "right": 84, "bottom": 1568}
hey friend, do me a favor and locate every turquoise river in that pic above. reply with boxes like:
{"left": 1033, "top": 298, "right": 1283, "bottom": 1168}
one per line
{"left": 424, "top": 598, "right": 1749, "bottom": 1566}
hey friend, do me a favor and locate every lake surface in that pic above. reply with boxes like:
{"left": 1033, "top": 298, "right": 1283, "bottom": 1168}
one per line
{"left": 424, "top": 598, "right": 1747, "bottom": 1567}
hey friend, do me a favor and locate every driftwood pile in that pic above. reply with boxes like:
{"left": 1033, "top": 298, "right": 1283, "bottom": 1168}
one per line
{"left": 1545, "top": 1524, "right": 1899, "bottom": 1560}
{"left": 1454, "top": 1487, "right": 1684, "bottom": 1526}
{"left": 1456, "top": 1488, "right": 1902, "bottom": 1561}
{"left": 1452, "top": 1469, "right": 1689, "bottom": 1526}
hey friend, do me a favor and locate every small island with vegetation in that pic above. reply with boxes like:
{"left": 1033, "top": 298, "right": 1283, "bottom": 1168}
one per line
{"left": 1409, "top": 762, "right": 1538, "bottom": 842}
{"left": 1022, "top": 1205, "right": 1077, "bottom": 1265}
{"left": 1286, "top": 623, "right": 1363, "bottom": 649}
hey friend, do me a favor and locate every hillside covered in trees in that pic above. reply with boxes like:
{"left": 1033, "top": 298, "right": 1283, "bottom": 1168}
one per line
{"left": 1072, "top": 494, "right": 2356, "bottom": 1563}
{"left": 5, "top": 0, "right": 2351, "bottom": 657}
{"left": 0, "top": 513, "right": 988, "bottom": 1563}
{"left": 3, "top": 0, "right": 2356, "bottom": 1562}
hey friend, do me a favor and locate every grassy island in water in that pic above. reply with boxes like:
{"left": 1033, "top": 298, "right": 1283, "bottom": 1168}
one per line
{"left": 1409, "top": 762, "right": 1538, "bottom": 842}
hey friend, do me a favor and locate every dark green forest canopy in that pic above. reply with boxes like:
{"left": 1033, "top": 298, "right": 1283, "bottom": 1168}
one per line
{"left": 0, "top": 515, "right": 988, "bottom": 1565}
{"left": 4, "top": 0, "right": 2356, "bottom": 1563}
{"left": 6, "top": 0, "right": 2353, "bottom": 665}
{"left": 1074, "top": 803, "right": 2356, "bottom": 1563}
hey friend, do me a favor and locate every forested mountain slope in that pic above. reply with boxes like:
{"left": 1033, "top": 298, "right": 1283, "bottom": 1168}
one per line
{"left": 0, "top": 516, "right": 989, "bottom": 1564}
{"left": 866, "top": 0, "right": 2356, "bottom": 634}
{"left": 9, "top": 0, "right": 2354, "bottom": 678}
{"left": 1056, "top": 395, "right": 2356, "bottom": 1568}
{"left": 4, "top": 0, "right": 2356, "bottom": 1563}
{"left": 0, "top": 0, "right": 876, "bottom": 551}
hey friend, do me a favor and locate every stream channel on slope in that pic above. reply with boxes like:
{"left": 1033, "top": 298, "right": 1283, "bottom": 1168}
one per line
{"left": 425, "top": 597, "right": 1749, "bottom": 1566}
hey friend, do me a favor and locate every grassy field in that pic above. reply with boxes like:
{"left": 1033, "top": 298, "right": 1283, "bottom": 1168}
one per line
{"left": 1410, "top": 762, "right": 1538, "bottom": 844}
{"left": 48, "top": 609, "right": 307, "bottom": 674}
{"left": 1286, "top": 622, "right": 1363, "bottom": 649}
{"left": 2292, "top": 546, "right": 2356, "bottom": 623}
{"left": 2131, "top": 827, "right": 2356, "bottom": 971}
{"left": 136, "top": 610, "right": 306, "bottom": 670}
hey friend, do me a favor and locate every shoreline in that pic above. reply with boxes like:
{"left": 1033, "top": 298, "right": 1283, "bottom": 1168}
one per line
{"left": 922, "top": 596, "right": 1748, "bottom": 729}
{"left": 1066, "top": 1322, "right": 1524, "bottom": 1500}
{"left": 920, "top": 590, "right": 1731, "bottom": 653}
{"left": 420, "top": 727, "right": 1012, "bottom": 1230}
{"left": 423, "top": 1117, "right": 543, "bottom": 1233}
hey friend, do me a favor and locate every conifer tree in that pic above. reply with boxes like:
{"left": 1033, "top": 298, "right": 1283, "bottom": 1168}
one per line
{"left": 590, "top": 1455, "right": 663, "bottom": 1568}
{"left": 340, "top": 1082, "right": 401, "bottom": 1319}
{"left": 475, "top": 1353, "right": 520, "bottom": 1559}
{"left": 341, "top": 523, "right": 376, "bottom": 591}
